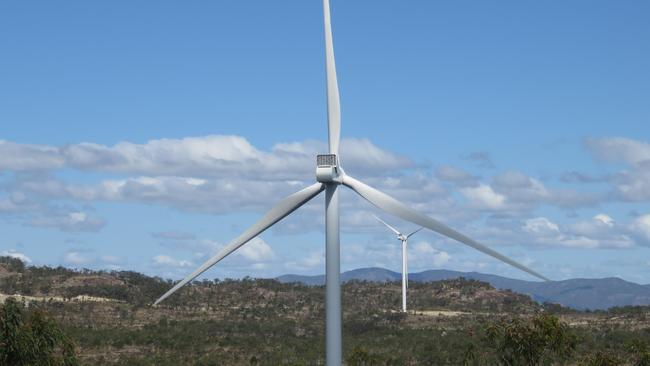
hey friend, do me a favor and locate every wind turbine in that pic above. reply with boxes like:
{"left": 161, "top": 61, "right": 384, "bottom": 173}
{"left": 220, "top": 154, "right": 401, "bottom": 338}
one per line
{"left": 153, "top": 1, "right": 549, "bottom": 365}
{"left": 374, "top": 215, "right": 421, "bottom": 313}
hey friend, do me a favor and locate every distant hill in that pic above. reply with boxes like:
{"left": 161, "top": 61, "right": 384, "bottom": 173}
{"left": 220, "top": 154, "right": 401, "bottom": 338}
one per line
{"left": 277, "top": 267, "right": 650, "bottom": 310}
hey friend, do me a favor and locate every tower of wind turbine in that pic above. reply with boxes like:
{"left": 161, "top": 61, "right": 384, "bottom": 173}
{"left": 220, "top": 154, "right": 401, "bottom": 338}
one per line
{"left": 374, "top": 215, "right": 421, "bottom": 313}
{"left": 153, "top": 1, "right": 550, "bottom": 365}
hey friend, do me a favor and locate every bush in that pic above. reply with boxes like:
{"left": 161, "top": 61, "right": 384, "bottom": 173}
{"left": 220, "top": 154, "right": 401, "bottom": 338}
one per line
{"left": 485, "top": 314, "right": 577, "bottom": 365}
{"left": 0, "top": 297, "right": 79, "bottom": 366}
{"left": 346, "top": 346, "right": 381, "bottom": 366}
{"left": 580, "top": 351, "right": 623, "bottom": 366}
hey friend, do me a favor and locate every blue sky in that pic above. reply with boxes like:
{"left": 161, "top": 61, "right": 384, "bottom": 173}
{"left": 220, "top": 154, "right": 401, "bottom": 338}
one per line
{"left": 1, "top": 0, "right": 649, "bottom": 283}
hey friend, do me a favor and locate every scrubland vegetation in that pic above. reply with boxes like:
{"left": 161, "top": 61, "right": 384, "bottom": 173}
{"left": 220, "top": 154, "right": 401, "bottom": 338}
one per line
{"left": 2, "top": 256, "right": 650, "bottom": 365}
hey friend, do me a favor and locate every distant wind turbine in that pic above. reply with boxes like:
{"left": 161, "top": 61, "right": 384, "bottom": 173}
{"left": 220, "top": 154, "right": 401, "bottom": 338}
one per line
{"left": 374, "top": 215, "right": 421, "bottom": 313}
{"left": 154, "top": 0, "right": 549, "bottom": 365}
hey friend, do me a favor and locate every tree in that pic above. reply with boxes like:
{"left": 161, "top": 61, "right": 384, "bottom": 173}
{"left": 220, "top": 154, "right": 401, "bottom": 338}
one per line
{"left": 628, "top": 340, "right": 650, "bottom": 366}
{"left": 580, "top": 351, "right": 623, "bottom": 366}
{"left": 346, "top": 346, "right": 380, "bottom": 366}
{"left": 0, "top": 256, "right": 25, "bottom": 273}
{"left": 0, "top": 297, "right": 79, "bottom": 366}
{"left": 485, "top": 314, "right": 577, "bottom": 366}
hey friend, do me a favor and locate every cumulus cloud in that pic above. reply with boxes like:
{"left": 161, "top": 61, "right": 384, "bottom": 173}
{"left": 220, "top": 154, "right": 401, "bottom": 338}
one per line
{"left": 2, "top": 250, "right": 32, "bottom": 263}
{"left": 454, "top": 171, "right": 604, "bottom": 214}
{"left": 63, "top": 250, "right": 93, "bottom": 266}
{"left": 236, "top": 237, "right": 274, "bottom": 262}
{"left": 521, "top": 214, "right": 635, "bottom": 249}
{"left": 84, "top": 176, "right": 313, "bottom": 213}
{"left": 27, "top": 211, "right": 106, "bottom": 232}
{"left": 460, "top": 184, "right": 506, "bottom": 210}
{"left": 152, "top": 254, "right": 193, "bottom": 268}
{"left": 60, "top": 249, "right": 125, "bottom": 269}
{"left": 585, "top": 137, "right": 650, "bottom": 202}
{"left": 0, "top": 140, "right": 64, "bottom": 171}
{"left": 0, "top": 134, "right": 412, "bottom": 217}
{"left": 630, "top": 215, "right": 650, "bottom": 242}
{"left": 3, "top": 133, "right": 648, "bottom": 268}
{"left": 412, "top": 241, "right": 451, "bottom": 267}
{"left": 523, "top": 217, "right": 560, "bottom": 236}
{"left": 5, "top": 174, "right": 312, "bottom": 215}
{"left": 613, "top": 161, "right": 650, "bottom": 201}
{"left": 284, "top": 251, "right": 324, "bottom": 271}
{"left": 62, "top": 136, "right": 307, "bottom": 180}
{"left": 435, "top": 165, "right": 478, "bottom": 185}
{"left": 586, "top": 137, "right": 650, "bottom": 165}
{"left": 0, "top": 136, "right": 411, "bottom": 181}
{"left": 0, "top": 136, "right": 605, "bottom": 226}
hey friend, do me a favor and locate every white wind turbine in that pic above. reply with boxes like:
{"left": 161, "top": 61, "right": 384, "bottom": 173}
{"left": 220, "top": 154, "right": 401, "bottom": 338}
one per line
{"left": 154, "top": 1, "right": 549, "bottom": 365}
{"left": 373, "top": 215, "right": 421, "bottom": 313}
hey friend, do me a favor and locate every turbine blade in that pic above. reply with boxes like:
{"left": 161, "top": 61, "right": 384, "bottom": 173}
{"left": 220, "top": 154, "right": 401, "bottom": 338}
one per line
{"left": 154, "top": 183, "right": 326, "bottom": 305}
{"left": 342, "top": 175, "right": 549, "bottom": 281}
{"left": 372, "top": 214, "right": 401, "bottom": 235}
{"left": 323, "top": 0, "right": 341, "bottom": 155}
{"left": 406, "top": 227, "right": 422, "bottom": 239}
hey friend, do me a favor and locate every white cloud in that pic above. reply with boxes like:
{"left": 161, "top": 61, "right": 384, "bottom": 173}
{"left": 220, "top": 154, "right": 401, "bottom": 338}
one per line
{"left": 432, "top": 251, "right": 451, "bottom": 267}
{"left": 523, "top": 217, "right": 560, "bottom": 235}
{"left": 614, "top": 162, "right": 650, "bottom": 201}
{"left": 411, "top": 241, "right": 451, "bottom": 267}
{"left": 631, "top": 215, "right": 650, "bottom": 242}
{"left": 236, "top": 237, "right": 275, "bottom": 262}
{"left": 0, "top": 136, "right": 406, "bottom": 181}
{"left": 3, "top": 133, "right": 648, "bottom": 272}
{"left": 521, "top": 215, "right": 635, "bottom": 249}
{"left": 27, "top": 211, "right": 106, "bottom": 232}
{"left": 586, "top": 137, "right": 650, "bottom": 165}
{"left": 152, "top": 255, "right": 192, "bottom": 268}
{"left": 284, "top": 251, "right": 325, "bottom": 271}
{"left": 458, "top": 171, "right": 603, "bottom": 214}
{"left": 0, "top": 140, "right": 64, "bottom": 170}
{"left": 585, "top": 137, "right": 650, "bottom": 202}
{"left": 436, "top": 165, "right": 477, "bottom": 185}
{"left": 593, "top": 214, "right": 614, "bottom": 226}
{"left": 2, "top": 250, "right": 32, "bottom": 263}
{"left": 492, "top": 171, "right": 549, "bottom": 206}
{"left": 63, "top": 251, "right": 93, "bottom": 266}
{"left": 460, "top": 184, "right": 506, "bottom": 210}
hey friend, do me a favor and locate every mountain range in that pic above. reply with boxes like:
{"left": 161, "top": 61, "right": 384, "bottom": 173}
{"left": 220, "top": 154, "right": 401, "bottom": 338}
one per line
{"left": 277, "top": 267, "right": 650, "bottom": 310}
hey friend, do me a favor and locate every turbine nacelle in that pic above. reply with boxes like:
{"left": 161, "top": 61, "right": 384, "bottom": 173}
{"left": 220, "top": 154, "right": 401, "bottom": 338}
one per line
{"left": 316, "top": 154, "right": 342, "bottom": 183}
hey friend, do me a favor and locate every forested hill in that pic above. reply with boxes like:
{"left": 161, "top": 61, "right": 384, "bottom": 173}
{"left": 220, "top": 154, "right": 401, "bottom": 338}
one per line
{"left": 0, "top": 256, "right": 540, "bottom": 313}
{"left": 4, "top": 255, "right": 649, "bottom": 310}
{"left": 5, "top": 256, "right": 650, "bottom": 365}
{"left": 278, "top": 267, "right": 650, "bottom": 310}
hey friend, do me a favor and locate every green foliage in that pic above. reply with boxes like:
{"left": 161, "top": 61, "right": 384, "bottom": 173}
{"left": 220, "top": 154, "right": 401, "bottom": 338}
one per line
{"left": 0, "top": 297, "right": 79, "bottom": 366}
{"left": 485, "top": 314, "right": 577, "bottom": 365}
{"left": 346, "top": 346, "right": 380, "bottom": 366}
{"left": 0, "top": 256, "right": 25, "bottom": 273}
{"left": 580, "top": 351, "right": 623, "bottom": 366}
{"left": 629, "top": 340, "right": 650, "bottom": 366}
{"left": 5, "top": 257, "right": 650, "bottom": 365}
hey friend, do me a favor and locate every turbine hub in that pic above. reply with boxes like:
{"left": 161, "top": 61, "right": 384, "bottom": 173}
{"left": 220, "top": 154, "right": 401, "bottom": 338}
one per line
{"left": 316, "top": 154, "right": 341, "bottom": 183}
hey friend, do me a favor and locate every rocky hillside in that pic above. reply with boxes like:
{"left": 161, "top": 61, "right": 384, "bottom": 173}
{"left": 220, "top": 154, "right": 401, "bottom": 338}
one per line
{"left": 5, "top": 257, "right": 650, "bottom": 365}
{"left": 278, "top": 267, "right": 650, "bottom": 310}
